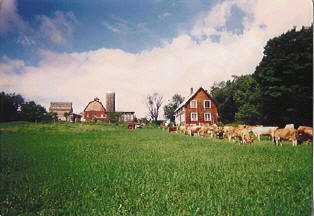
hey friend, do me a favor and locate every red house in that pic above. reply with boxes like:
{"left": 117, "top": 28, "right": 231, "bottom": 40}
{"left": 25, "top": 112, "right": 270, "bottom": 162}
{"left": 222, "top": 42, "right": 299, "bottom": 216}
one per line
{"left": 174, "top": 87, "right": 218, "bottom": 126}
{"left": 83, "top": 98, "right": 106, "bottom": 122}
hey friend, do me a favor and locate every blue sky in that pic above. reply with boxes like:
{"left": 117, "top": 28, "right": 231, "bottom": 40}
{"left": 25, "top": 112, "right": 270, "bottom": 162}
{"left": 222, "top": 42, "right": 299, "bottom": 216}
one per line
{"left": 0, "top": 0, "right": 312, "bottom": 117}
{"left": 0, "top": 0, "right": 252, "bottom": 64}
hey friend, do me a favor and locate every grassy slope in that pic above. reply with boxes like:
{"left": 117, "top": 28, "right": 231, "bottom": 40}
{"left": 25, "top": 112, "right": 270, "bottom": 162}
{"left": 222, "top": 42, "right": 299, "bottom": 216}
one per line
{"left": 0, "top": 122, "right": 312, "bottom": 215}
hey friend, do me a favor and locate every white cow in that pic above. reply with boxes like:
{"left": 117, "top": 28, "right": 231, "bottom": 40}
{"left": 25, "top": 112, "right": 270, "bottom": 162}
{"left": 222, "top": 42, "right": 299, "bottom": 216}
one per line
{"left": 284, "top": 124, "right": 294, "bottom": 129}
{"left": 251, "top": 126, "right": 278, "bottom": 142}
{"left": 187, "top": 125, "right": 201, "bottom": 136}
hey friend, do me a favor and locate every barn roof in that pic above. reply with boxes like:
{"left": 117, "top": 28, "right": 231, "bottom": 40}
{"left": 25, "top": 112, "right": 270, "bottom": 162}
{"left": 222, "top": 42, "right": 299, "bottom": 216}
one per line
{"left": 49, "top": 102, "right": 72, "bottom": 110}
{"left": 174, "top": 87, "right": 215, "bottom": 113}
{"left": 84, "top": 98, "right": 106, "bottom": 112}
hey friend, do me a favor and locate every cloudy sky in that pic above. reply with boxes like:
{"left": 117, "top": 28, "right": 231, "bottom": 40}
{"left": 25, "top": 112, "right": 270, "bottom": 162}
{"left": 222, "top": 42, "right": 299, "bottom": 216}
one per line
{"left": 0, "top": 0, "right": 312, "bottom": 118}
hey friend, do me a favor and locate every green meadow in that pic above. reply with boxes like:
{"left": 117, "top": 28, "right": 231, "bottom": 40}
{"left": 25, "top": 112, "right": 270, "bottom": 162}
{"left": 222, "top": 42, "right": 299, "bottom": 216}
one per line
{"left": 0, "top": 122, "right": 312, "bottom": 215}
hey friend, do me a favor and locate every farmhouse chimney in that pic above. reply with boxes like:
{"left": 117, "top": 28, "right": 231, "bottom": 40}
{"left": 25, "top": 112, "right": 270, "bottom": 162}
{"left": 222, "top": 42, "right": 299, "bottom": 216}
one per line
{"left": 190, "top": 88, "right": 193, "bottom": 94}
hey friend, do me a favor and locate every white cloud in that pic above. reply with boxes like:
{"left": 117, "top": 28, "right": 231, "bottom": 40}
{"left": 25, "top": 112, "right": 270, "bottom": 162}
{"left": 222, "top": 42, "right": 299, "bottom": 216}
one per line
{"left": 0, "top": 0, "right": 28, "bottom": 33}
{"left": 16, "top": 35, "right": 36, "bottom": 47}
{"left": 158, "top": 12, "right": 171, "bottom": 20}
{"left": 0, "top": 0, "right": 312, "bottom": 118}
{"left": 37, "top": 11, "right": 76, "bottom": 45}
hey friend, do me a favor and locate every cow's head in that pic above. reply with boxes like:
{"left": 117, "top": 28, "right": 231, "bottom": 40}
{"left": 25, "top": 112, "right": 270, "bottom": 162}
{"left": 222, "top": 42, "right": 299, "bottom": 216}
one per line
{"left": 248, "top": 137, "right": 254, "bottom": 145}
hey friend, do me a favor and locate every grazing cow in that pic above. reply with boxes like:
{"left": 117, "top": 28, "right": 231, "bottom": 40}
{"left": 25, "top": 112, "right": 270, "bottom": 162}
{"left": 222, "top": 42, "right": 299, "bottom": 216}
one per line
{"left": 198, "top": 125, "right": 210, "bottom": 137}
{"left": 297, "top": 126, "right": 313, "bottom": 143}
{"left": 178, "top": 125, "right": 188, "bottom": 135}
{"left": 237, "top": 124, "right": 247, "bottom": 129}
{"left": 245, "top": 125, "right": 256, "bottom": 132}
{"left": 240, "top": 128, "right": 254, "bottom": 145}
{"left": 274, "top": 128, "right": 297, "bottom": 146}
{"left": 168, "top": 126, "right": 177, "bottom": 133}
{"left": 224, "top": 126, "right": 236, "bottom": 142}
{"left": 251, "top": 126, "right": 278, "bottom": 142}
{"left": 284, "top": 124, "right": 294, "bottom": 129}
{"left": 188, "top": 125, "right": 201, "bottom": 136}
{"left": 214, "top": 126, "right": 224, "bottom": 139}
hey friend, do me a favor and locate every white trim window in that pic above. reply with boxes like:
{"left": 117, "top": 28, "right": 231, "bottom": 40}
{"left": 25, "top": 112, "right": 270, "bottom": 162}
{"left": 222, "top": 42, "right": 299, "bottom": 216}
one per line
{"left": 204, "top": 100, "right": 211, "bottom": 108}
{"left": 190, "top": 100, "right": 197, "bottom": 108}
{"left": 204, "top": 112, "right": 212, "bottom": 121}
{"left": 190, "top": 112, "right": 198, "bottom": 121}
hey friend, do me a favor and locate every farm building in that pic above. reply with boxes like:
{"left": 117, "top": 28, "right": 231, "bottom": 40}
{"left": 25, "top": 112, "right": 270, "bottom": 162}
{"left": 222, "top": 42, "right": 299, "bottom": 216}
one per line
{"left": 83, "top": 98, "right": 107, "bottom": 122}
{"left": 106, "top": 91, "right": 115, "bottom": 112}
{"left": 49, "top": 102, "right": 73, "bottom": 121}
{"left": 174, "top": 87, "right": 218, "bottom": 126}
{"left": 82, "top": 91, "right": 135, "bottom": 122}
{"left": 118, "top": 112, "right": 135, "bottom": 122}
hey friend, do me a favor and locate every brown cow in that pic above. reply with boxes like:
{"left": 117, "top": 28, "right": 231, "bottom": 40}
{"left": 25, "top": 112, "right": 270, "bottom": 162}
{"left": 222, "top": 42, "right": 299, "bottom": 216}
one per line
{"left": 168, "top": 126, "right": 177, "bottom": 133}
{"left": 274, "top": 128, "right": 297, "bottom": 146}
{"left": 240, "top": 128, "right": 254, "bottom": 145}
{"left": 214, "top": 126, "right": 224, "bottom": 139}
{"left": 187, "top": 125, "right": 202, "bottom": 136}
{"left": 297, "top": 126, "right": 313, "bottom": 143}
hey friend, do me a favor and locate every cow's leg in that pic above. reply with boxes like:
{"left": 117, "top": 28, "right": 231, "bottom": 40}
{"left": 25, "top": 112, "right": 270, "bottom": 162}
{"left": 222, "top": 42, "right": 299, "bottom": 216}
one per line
{"left": 258, "top": 134, "right": 261, "bottom": 142}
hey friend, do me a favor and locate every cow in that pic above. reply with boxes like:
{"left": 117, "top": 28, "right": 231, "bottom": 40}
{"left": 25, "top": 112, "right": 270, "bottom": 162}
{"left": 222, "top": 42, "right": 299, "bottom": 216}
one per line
{"left": 240, "top": 128, "right": 254, "bottom": 145}
{"left": 274, "top": 128, "right": 297, "bottom": 146}
{"left": 198, "top": 125, "right": 210, "bottom": 137}
{"left": 187, "top": 125, "right": 202, "bottom": 136}
{"left": 296, "top": 126, "right": 313, "bottom": 144}
{"left": 251, "top": 126, "right": 278, "bottom": 142}
{"left": 178, "top": 125, "right": 188, "bottom": 135}
{"left": 284, "top": 124, "right": 294, "bottom": 129}
{"left": 214, "top": 126, "right": 224, "bottom": 139}
{"left": 224, "top": 126, "right": 236, "bottom": 142}
{"left": 168, "top": 126, "right": 177, "bottom": 133}
{"left": 225, "top": 127, "right": 253, "bottom": 145}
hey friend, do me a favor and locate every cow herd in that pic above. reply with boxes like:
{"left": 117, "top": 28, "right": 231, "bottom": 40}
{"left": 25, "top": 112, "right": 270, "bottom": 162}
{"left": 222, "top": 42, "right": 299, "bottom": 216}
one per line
{"left": 168, "top": 124, "right": 313, "bottom": 146}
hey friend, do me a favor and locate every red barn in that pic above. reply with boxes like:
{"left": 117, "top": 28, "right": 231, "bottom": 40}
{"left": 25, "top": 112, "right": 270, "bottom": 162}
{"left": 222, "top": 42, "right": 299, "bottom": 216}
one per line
{"left": 83, "top": 98, "right": 106, "bottom": 122}
{"left": 174, "top": 87, "right": 218, "bottom": 126}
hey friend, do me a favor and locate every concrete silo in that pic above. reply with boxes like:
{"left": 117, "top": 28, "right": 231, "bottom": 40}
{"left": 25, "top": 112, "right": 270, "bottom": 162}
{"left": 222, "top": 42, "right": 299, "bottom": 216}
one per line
{"left": 106, "top": 90, "right": 115, "bottom": 112}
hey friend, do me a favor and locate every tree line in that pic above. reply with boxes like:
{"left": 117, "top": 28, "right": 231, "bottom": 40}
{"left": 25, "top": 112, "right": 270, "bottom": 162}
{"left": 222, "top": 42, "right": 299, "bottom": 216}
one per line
{"left": 164, "top": 25, "right": 313, "bottom": 127}
{"left": 0, "top": 92, "right": 57, "bottom": 123}
{"left": 210, "top": 25, "right": 312, "bottom": 127}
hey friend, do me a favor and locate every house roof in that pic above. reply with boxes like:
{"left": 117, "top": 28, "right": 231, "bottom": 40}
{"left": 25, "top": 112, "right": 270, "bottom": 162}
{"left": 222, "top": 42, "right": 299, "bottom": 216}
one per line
{"left": 174, "top": 87, "right": 215, "bottom": 113}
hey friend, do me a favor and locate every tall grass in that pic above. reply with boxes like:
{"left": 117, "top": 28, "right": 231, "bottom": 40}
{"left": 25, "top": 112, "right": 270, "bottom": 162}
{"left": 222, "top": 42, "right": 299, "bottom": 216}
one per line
{"left": 0, "top": 122, "right": 312, "bottom": 215}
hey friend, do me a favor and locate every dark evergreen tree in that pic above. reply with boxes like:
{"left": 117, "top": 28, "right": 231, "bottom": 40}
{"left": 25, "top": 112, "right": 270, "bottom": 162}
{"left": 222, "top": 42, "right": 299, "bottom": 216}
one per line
{"left": 20, "top": 101, "right": 47, "bottom": 122}
{"left": 0, "top": 92, "right": 24, "bottom": 122}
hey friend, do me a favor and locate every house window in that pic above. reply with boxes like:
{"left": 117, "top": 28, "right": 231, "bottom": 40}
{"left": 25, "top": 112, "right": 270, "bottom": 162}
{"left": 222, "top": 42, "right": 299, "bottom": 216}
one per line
{"left": 204, "top": 112, "right": 212, "bottom": 121}
{"left": 191, "top": 112, "right": 198, "bottom": 121}
{"left": 101, "top": 114, "right": 104, "bottom": 118}
{"left": 190, "top": 100, "right": 197, "bottom": 108}
{"left": 204, "top": 100, "right": 211, "bottom": 108}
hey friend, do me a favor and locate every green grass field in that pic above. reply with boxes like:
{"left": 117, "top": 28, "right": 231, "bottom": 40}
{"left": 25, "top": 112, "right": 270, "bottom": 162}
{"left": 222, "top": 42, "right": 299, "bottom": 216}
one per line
{"left": 0, "top": 122, "right": 312, "bottom": 215}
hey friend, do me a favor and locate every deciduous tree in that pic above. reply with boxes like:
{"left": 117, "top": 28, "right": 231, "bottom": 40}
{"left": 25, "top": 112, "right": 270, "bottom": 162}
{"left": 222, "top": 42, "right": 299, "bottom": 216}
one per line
{"left": 163, "top": 94, "right": 184, "bottom": 122}
{"left": 146, "top": 93, "right": 163, "bottom": 122}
